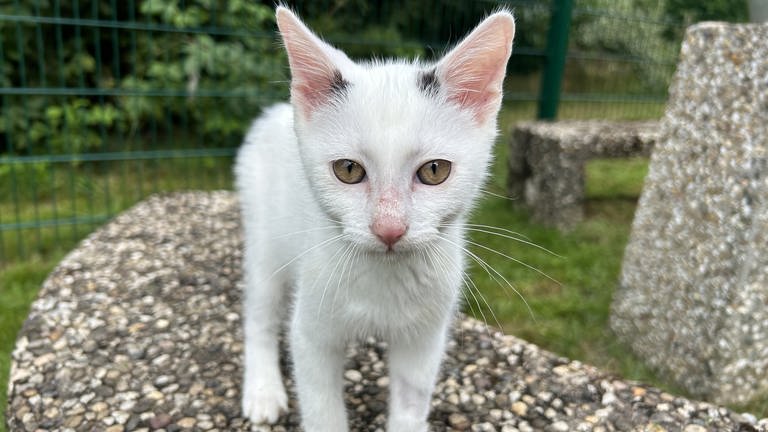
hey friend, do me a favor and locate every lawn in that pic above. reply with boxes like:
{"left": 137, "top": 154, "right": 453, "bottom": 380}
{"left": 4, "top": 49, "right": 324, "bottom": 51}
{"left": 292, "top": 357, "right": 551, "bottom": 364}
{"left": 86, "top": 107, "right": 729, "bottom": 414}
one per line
{"left": 471, "top": 159, "right": 671, "bottom": 378}
{"left": 0, "top": 261, "right": 56, "bottom": 432}
{"left": 2, "top": 102, "right": 766, "bottom": 428}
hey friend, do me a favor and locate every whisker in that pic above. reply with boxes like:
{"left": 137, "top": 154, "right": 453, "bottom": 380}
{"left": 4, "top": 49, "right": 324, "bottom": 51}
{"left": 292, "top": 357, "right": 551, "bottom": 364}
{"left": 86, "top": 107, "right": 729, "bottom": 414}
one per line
{"left": 459, "top": 227, "right": 562, "bottom": 258}
{"left": 460, "top": 273, "right": 487, "bottom": 332}
{"left": 244, "top": 210, "right": 342, "bottom": 227}
{"left": 464, "top": 238, "right": 561, "bottom": 286}
{"left": 268, "top": 225, "right": 343, "bottom": 240}
{"left": 417, "top": 246, "right": 430, "bottom": 271}
{"left": 471, "top": 249, "right": 537, "bottom": 324}
{"left": 345, "top": 245, "right": 364, "bottom": 312}
{"left": 480, "top": 188, "right": 520, "bottom": 202}
{"left": 459, "top": 268, "right": 494, "bottom": 336}
{"left": 442, "top": 222, "right": 532, "bottom": 242}
{"left": 317, "top": 239, "right": 355, "bottom": 316}
{"left": 426, "top": 243, "right": 482, "bottom": 327}
{"left": 333, "top": 242, "right": 359, "bottom": 314}
{"left": 438, "top": 234, "right": 537, "bottom": 322}
{"left": 260, "top": 233, "right": 347, "bottom": 285}
{"left": 430, "top": 243, "right": 502, "bottom": 334}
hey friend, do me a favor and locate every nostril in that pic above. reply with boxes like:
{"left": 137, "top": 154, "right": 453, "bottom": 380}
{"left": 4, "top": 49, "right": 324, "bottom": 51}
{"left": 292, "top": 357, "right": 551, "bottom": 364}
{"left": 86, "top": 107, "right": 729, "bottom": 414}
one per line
{"left": 371, "top": 222, "right": 407, "bottom": 247}
{"left": 376, "top": 230, "right": 404, "bottom": 247}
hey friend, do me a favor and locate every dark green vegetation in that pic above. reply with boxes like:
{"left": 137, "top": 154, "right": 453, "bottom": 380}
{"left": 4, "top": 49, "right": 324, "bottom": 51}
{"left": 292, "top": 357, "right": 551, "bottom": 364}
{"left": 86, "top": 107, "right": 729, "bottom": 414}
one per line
{"left": 1, "top": 1, "right": 284, "bottom": 156}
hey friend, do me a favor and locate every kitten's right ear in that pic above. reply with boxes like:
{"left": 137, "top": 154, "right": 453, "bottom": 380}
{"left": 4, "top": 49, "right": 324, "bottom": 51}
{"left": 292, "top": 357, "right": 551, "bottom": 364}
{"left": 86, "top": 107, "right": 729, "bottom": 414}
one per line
{"left": 434, "top": 11, "right": 515, "bottom": 125}
{"left": 276, "top": 7, "right": 353, "bottom": 119}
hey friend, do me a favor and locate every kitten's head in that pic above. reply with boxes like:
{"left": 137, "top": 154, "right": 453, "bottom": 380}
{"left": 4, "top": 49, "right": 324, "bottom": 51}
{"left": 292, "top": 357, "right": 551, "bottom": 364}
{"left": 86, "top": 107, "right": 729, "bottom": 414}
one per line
{"left": 276, "top": 7, "right": 514, "bottom": 253}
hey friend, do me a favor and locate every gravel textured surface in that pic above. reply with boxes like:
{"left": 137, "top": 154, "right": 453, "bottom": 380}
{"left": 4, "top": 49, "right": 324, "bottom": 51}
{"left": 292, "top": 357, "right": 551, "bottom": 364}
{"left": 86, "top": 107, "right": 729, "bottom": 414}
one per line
{"left": 612, "top": 22, "right": 768, "bottom": 405}
{"left": 507, "top": 120, "right": 658, "bottom": 230}
{"left": 6, "top": 191, "right": 767, "bottom": 431}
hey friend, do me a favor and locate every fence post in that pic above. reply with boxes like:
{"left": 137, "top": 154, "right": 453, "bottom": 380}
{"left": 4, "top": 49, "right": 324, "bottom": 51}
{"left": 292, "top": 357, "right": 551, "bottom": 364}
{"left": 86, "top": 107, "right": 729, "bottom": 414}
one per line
{"left": 537, "top": 0, "right": 574, "bottom": 120}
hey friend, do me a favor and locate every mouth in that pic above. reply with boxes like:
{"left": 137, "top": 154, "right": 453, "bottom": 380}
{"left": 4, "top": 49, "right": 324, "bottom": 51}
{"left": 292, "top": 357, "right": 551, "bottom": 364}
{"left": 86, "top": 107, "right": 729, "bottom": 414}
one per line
{"left": 378, "top": 243, "right": 401, "bottom": 254}
{"left": 347, "top": 229, "right": 430, "bottom": 255}
{"left": 366, "top": 241, "right": 411, "bottom": 256}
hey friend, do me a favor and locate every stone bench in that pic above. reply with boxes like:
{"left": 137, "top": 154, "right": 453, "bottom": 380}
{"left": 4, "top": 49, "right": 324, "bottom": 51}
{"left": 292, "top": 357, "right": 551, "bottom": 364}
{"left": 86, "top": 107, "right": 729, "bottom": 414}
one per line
{"left": 6, "top": 191, "right": 767, "bottom": 431}
{"left": 508, "top": 120, "right": 659, "bottom": 230}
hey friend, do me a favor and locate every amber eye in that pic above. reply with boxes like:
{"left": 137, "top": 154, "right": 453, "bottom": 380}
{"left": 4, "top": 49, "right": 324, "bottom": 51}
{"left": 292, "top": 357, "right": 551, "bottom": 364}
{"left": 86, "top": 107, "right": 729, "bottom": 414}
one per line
{"left": 332, "top": 159, "right": 366, "bottom": 184}
{"left": 417, "top": 159, "right": 452, "bottom": 185}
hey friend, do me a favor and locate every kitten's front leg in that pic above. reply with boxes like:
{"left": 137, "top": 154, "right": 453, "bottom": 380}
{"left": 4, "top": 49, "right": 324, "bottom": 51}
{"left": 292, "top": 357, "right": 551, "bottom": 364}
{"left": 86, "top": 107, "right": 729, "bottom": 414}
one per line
{"left": 241, "top": 261, "right": 289, "bottom": 424}
{"left": 291, "top": 314, "right": 349, "bottom": 432}
{"left": 387, "top": 326, "right": 447, "bottom": 432}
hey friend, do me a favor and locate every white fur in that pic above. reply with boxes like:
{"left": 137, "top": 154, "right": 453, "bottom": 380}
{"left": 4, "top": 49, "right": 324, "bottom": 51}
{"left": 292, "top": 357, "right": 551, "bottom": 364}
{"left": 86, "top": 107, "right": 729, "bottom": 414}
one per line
{"left": 236, "top": 7, "right": 514, "bottom": 432}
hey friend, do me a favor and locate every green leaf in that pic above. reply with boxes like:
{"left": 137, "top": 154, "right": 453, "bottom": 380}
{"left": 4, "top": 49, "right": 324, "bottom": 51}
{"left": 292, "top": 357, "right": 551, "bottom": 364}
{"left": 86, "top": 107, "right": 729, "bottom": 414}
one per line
{"left": 77, "top": 53, "right": 96, "bottom": 73}
{"left": 29, "top": 122, "right": 49, "bottom": 142}
{"left": 45, "top": 106, "right": 63, "bottom": 122}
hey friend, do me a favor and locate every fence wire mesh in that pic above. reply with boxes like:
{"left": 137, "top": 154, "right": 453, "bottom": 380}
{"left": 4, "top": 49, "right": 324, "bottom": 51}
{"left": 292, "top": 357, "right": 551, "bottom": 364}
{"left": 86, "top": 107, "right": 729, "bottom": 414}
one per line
{"left": 1, "top": 0, "right": 690, "bottom": 263}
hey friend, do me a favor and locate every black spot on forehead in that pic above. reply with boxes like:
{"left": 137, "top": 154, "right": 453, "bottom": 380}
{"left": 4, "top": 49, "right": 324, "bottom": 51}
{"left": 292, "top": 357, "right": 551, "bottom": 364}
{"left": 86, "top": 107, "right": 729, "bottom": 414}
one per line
{"left": 418, "top": 68, "right": 440, "bottom": 97}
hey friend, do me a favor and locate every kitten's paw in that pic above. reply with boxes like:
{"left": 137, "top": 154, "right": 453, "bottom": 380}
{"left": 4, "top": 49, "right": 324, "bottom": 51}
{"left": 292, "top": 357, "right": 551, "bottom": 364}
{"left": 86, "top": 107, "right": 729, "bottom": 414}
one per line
{"left": 241, "top": 381, "right": 288, "bottom": 424}
{"left": 387, "top": 417, "right": 429, "bottom": 432}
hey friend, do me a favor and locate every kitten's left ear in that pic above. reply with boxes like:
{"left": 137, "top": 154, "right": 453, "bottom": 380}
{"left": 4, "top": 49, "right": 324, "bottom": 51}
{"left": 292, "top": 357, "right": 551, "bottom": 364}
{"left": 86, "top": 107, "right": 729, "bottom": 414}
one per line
{"left": 435, "top": 11, "right": 515, "bottom": 125}
{"left": 276, "top": 7, "right": 354, "bottom": 119}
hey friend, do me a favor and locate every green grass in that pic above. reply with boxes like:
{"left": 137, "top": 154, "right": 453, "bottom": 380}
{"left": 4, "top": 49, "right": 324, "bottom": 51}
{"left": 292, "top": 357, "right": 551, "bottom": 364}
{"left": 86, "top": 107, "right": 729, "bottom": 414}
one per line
{"left": 465, "top": 153, "right": 664, "bottom": 386}
{"left": 0, "top": 260, "right": 56, "bottom": 432}
{"left": 586, "top": 157, "right": 650, "bottom": 199}
{"left": 1, "top": 156, "right": 234, "bottom": 263}
{"left": 499, "top": 99, "right": 667, "bottom": 123}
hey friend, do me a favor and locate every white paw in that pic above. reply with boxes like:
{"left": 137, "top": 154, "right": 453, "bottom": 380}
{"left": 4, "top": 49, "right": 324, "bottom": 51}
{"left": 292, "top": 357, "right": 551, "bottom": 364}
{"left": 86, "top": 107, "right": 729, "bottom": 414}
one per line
{"left": 242, "top": 380, "right": 289, "bottom": 424}
{"left": 388, "top": 416, "right": 429, "bottom": 432}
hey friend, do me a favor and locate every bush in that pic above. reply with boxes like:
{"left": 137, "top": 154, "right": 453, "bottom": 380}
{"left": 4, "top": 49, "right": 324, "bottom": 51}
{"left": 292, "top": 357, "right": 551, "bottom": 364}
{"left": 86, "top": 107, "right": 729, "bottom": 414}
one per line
{"left": 0, "top": 0, "right": 284, "bottom": 155}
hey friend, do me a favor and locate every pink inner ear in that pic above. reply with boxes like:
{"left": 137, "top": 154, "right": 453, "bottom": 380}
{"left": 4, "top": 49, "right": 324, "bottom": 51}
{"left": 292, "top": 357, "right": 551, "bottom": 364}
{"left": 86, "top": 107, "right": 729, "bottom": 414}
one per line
{"left": 276, "top": 7, "right": 346, "bottom": 118}
{"left": 436, "top": 13, "right": 515, "bottom": 124}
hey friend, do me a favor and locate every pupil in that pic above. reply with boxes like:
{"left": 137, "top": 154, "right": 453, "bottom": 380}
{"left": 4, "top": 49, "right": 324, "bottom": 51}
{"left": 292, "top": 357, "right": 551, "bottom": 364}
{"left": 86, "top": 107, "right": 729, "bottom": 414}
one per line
{"left": 346, "top": 161, "right": 354, "bottom": 173}
{"left": 431, "top": 162, "right": 438, "bottom": 175}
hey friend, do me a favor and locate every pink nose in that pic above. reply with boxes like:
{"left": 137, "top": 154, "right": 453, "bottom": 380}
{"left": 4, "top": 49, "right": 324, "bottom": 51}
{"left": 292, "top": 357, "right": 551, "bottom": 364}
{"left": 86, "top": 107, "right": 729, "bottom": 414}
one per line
{"left": 371, "top": 221, "right": 407, "bottom": 247}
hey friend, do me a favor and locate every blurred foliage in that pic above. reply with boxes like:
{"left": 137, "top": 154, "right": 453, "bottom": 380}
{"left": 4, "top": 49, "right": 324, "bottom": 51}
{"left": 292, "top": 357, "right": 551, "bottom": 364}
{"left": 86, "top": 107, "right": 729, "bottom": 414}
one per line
{"left": 290, "top": 0, "right": 550, "bottom": 72}
{"left": 0, "top": 0, "right": 283, "bottom": 155}
{"left": 663, "top": 0, "right": 749, "bottom": 39}
{"left": 569, "top": 0, "right": 680, "bottom": 94}
{"left": 568, "top": 0, "right": 749, "bottom": 94}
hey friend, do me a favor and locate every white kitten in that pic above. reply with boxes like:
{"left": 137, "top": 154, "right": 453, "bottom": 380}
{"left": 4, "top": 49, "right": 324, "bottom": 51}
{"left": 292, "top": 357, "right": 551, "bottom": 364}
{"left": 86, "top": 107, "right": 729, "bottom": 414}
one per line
{"left": 235, "top": 7, "right": 514, "bottom": 432}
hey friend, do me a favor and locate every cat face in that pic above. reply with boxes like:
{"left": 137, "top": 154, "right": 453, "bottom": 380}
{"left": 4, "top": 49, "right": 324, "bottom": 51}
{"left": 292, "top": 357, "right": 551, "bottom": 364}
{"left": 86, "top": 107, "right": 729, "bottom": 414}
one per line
{"left": 276, "top": 8, "right": 515, "bottom": 253}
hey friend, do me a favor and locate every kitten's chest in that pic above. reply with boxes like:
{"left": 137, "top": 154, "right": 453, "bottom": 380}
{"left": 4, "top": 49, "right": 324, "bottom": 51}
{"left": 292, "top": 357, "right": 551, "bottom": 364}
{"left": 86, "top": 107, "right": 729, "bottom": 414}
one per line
{"left": 298, "top": 246, "right": 463, "bottom": 338}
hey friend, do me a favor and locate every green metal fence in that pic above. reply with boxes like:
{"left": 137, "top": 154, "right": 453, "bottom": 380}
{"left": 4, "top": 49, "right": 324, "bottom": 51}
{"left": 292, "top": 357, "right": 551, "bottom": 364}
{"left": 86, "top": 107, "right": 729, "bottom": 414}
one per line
{"left": 0, "top": 0, "right": 686, "bottom": 264}
{"left": 557, "top": 0, "right": 682, "bottom": 119}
